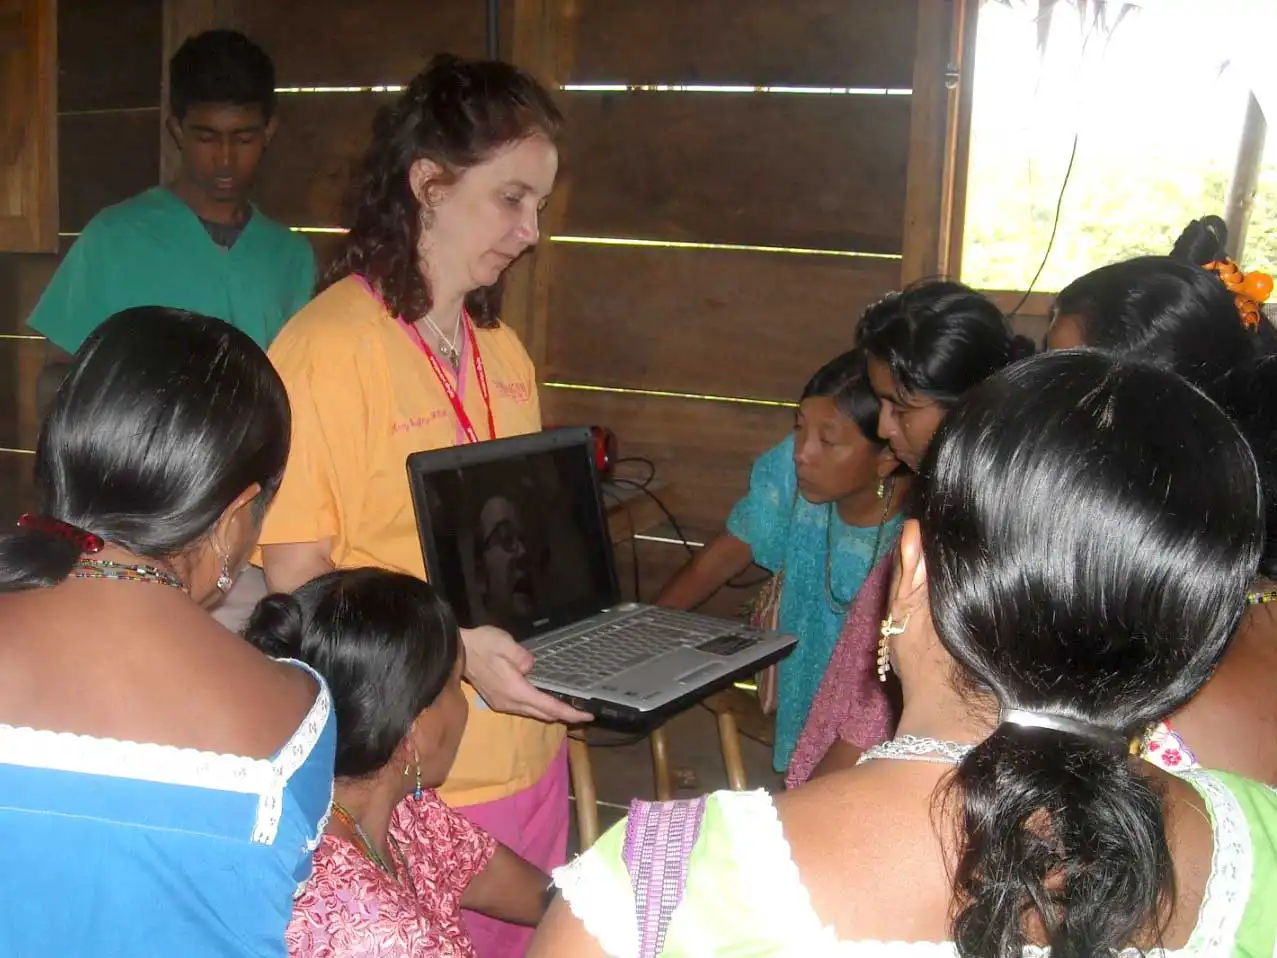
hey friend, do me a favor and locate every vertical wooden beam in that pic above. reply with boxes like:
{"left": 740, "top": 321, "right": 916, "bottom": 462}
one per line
{"left": 159, "top": 0, "right": 242, "bottom": 184}
{"left": 501, "top": 0, "right": 580, "bottom": 372}
{"left": 487, "top": 0, "right": 501, "bottom": 59}
{"left": 0, "top": 0, "right": 58, "bottom": 253}
{"left": 901, "top": 0, "right": 975, "bottom": 286}
{"left": 1225, "top": 93, "right": 1267, "bottom": 260}
{"left": 940, "top": 0, "right": 979, "bottom": 281}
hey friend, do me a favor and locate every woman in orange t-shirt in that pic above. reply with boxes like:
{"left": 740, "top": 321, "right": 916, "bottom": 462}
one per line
{"left": 257, "top": 55, "right": 588, "bottom": 958}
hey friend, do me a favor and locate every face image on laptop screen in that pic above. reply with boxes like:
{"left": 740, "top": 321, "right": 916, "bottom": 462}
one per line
{"left": 416, "top": 442, "right": 617, "bottom": 639}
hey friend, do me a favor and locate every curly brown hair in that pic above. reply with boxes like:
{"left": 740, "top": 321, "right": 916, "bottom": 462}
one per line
{"left": 323, "top": 54, "right": 564, "bottom": 328}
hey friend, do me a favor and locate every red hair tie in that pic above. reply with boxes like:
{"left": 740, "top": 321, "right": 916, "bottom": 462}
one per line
{"left": 17, "top": 514, "right": 104, "bottom": 554}
{"left": 1204, "top": 258, "right": 1273, "bottom": 331}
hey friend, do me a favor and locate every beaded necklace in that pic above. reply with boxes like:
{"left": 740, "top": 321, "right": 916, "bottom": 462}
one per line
{"left": 1246, "top": 589, "right": 1277, "bottom": 606}
{"left": 330, "top": 801, "right": 414, "bottom": 888}
{"left": 824, "top": 477, "right": 897, "bottom": 613}
{"left": 70, "top": 558, "right": 185, "bottom": 591}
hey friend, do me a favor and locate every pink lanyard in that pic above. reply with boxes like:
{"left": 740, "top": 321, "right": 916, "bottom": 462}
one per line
{"left": 399, "top": 316, "right": 496, "bottom": 444}
{"left": 356, "top": 274, "right": 497, "bottom": 443}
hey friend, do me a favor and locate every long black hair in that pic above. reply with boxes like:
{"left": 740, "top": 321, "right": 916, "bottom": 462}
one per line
{"left": 244, "top": 569, "right": 460, "bottom": 779}
{"left": 799, "top": 347, "right": 885, "bottom": 443}
{"left": 1052, "top": 217, "right": 1270, "bottom": 391}
{"left": 0, "top": 307, "right": 290, "bottom": 592}
{"left": 1215, "top": 353, "right": 1277, "bottom": 579}
{"left": 919, "top": 350, "right": 1261, "bottom": 956}
{"left": 856, "top": 281, "right": 1034, "bottom": 407}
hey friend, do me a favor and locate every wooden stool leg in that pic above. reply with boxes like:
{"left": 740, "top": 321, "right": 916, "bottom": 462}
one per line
{"left": 568, "top": 736, "right": 600, "bottom": 849}
{"left": 650, "top": 725, "right": 674, "bottom": 800}
{"left": 717, "top": 710, "right": 748, "bottom": 791}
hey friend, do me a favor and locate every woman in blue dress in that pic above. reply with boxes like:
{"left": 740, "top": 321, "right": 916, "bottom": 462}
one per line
{"left": 0, "top": 307, "right": 336, "bottom": 956}
{"left": 658, "top": 348, "right": 906, "bottom": 771}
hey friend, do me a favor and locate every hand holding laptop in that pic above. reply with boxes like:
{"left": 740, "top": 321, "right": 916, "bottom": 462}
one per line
{"left": 462, "top": 626, "right": 594, "bottom": 725}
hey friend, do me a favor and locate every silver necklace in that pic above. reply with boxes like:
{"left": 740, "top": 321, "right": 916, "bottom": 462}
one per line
{"left": 857, "top": 734, "right": 974, "bottom": 766}
{"left": 422, "top": 313, "right": 462, "bottom": 368}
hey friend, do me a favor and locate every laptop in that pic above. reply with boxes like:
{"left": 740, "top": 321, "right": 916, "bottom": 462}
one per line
{"left": 406, "top": 427, "right": 796, "bottom": 724}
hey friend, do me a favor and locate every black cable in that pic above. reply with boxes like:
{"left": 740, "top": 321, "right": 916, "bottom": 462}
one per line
{"left": 602, "top": 485, "right": 641, "bottom": 598}
{"left": 1006, "top": 8, "right": 1110, "bottom": 321}
{"left": 609, "top": 460, "right": 772, "bottom": 601}
{"left": 612, "top": 461, "right": 767, "bottom": 591}
{"left": 1008, "top": 130, "right": 1080, "bottom": 319}
{"left": 726, "top": 566, "right": 773, "bottom": 590}
{"left": 613, "top": 456, "right": 656, "bottom": 487}
{"left": 628, "top": 524, "right": 641, "bottom": 600}
{"left": 609, "top": 476, "right": 696, "bottom": 561}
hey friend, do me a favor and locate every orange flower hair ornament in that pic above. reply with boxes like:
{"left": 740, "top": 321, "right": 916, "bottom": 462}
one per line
{"left": 1203, "top": 258, "right": 1274, "bottom": 331}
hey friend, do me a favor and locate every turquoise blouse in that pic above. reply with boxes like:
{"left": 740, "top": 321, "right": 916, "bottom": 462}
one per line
{"left": 727, "top": 435, "right": 902, "bottom": 771}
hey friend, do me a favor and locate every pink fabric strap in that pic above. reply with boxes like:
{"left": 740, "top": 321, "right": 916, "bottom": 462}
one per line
{"left": 621, "top": 796, "right": 708, "bottom": 958}
{"left": 785, "top": 547, "right": 898, "bottom": 788}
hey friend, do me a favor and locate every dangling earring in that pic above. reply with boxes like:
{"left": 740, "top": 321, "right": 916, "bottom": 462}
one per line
{"left": 405, "top": 751, "right": 424, "bottom": 800}
{"left": 876, "top": 478, "right": 886, "bottom": 500}
{"left": 215, "top": 554, "right": 234, "bottom": 593}
{"left": 877, "top": 613, "right": 909, "bottom": 682}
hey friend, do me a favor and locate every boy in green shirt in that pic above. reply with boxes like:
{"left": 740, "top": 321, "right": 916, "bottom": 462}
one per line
{"left": 30, "top": 30, "right": 315, "bottom": 412}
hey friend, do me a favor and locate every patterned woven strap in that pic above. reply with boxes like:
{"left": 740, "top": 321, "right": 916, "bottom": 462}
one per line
{"left": 621, "top": 796, "right": 709, "bottom": 958}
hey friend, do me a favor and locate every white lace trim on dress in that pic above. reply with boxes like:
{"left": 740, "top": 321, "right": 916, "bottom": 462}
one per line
{"left": 717, "top": 772, "right": 1249, "bottom": 956}
{"left": 0, "top": 659, "right": 333, "bottom": 847}
{"left": 252, "top": 659, "right": 333, "bottom": 844}
{"left": 714, "top": 789, "right": 838, "bottom": 952}
{"left": 554, "top": 843, "right": 640, "bottom": 958}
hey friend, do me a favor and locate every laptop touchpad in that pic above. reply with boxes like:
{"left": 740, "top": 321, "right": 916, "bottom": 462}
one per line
{"left": 608, "top": 649, "right": 717, "bottom": 695}
{"left": 697, "top": 633, "right": 758, "bottom": 656}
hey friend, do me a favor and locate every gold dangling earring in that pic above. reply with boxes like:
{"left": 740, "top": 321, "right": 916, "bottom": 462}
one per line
{"left": 876, "top": 478, "right": 886, "bottom": 500}
{"left": 877, "top": 613, "right": 909, "bottom": 682}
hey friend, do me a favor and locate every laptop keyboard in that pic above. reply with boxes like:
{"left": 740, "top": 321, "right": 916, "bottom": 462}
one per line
{"left": 528, "top": 608, "right": 760, "bottom": 688}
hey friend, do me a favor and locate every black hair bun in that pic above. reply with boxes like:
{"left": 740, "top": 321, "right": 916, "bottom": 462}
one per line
{"left": 241, "top": 592, "right": 305, "bottom": 657}
{"left": 1170, "top": 215, "right": 1228, "bottom": 267}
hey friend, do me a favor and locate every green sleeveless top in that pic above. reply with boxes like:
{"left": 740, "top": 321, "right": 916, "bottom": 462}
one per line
{"left": 553, "top": 771, "right": 1277, "bottom": 957}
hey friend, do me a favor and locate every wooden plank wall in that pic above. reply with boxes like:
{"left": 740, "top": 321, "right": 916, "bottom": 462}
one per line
{"left": 234, "top": 0, "right": 918, "bottom": 608}
{"left": 0, "top": 0, "right": 57, "bottom": 252}
{"left": 0, "top": 2, "right": 930, "bottom": 615}
{"left": 240, "top": 0, "right": 505, "bottom": 277}
{"left": 527, "top": 0, "right": 919, "bottom": 602}
{"left": 0, "top": 0, "right": 163, "bottom": 521}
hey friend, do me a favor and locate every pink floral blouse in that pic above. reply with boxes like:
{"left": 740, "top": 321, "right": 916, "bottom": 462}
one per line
{"left": 287, "top": 790, "right": 496, "bottom": 958}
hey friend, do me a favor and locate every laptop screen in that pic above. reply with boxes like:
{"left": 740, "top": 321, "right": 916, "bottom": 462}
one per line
{"left": 410, "top": 434, "right": 620, "bottom": 640}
